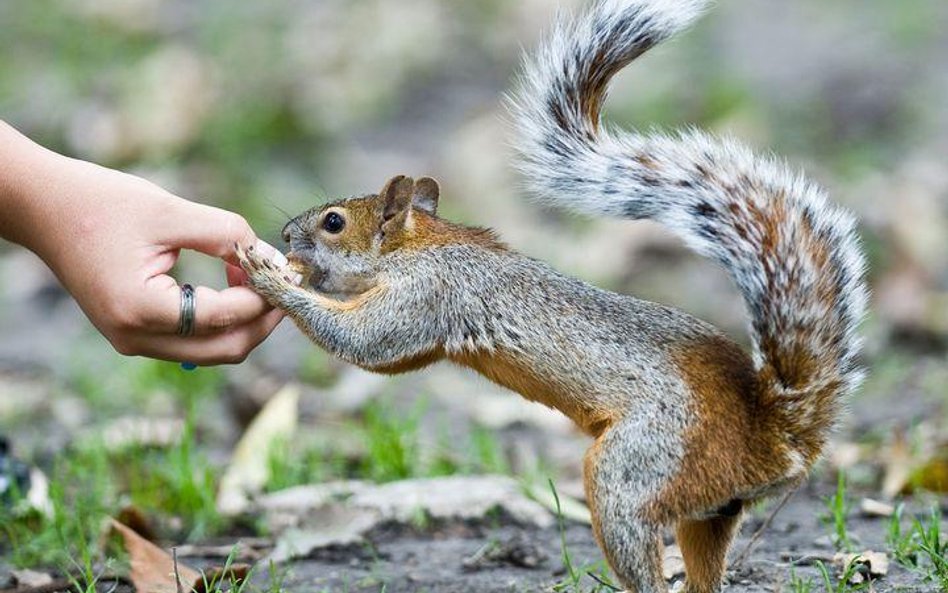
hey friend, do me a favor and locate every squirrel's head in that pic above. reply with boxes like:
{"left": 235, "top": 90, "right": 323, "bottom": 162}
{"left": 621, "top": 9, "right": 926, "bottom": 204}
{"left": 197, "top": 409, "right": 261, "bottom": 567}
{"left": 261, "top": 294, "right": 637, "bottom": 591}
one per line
{"left": 282, "top": 175, "right": 442, "bottom": 296}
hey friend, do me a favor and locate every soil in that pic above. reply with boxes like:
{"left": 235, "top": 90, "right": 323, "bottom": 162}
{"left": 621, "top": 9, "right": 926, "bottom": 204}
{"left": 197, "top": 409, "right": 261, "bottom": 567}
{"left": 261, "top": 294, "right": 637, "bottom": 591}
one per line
{"left": 198, "top": 486, "right": 942, "bottom": 593}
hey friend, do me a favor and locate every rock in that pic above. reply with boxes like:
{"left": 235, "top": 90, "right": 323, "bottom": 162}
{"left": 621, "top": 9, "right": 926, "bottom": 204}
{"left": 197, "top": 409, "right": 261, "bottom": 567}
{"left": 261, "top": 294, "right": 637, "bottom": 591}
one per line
{"left": 257, "top": 475, "right": 554, "bottom": 539}
{"left": 834, "top": 551, "right": 889, "bottom": 584}
{"left": 462, "top": 534, "right": 547, "bottom": 570}
{"left": 524, "top": 479, "right": 591, "bottom": 525}
{"left": 11, "top": 569, "right": 54, "bottom": 588}
{"left": 859, "top": 498, "right": 895, "bottom": 518}
{"left": 349, "top": 475, "right": 553, "bottom": 528}
{"left": 663, "top": 544, "right": 686, "bottom": 581}
{"left": 268, "top": 507, "right": 379, "bottom": 563}
{"left": 257, "top": 481, "right": 372, "bottom": 532}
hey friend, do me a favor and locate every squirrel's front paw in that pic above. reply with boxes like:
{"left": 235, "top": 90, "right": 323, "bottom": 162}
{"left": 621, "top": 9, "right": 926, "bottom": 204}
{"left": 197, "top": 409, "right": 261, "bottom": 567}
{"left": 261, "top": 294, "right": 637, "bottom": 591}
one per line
{"left": 235, "top": 243, "right": 299, "bottom": 302}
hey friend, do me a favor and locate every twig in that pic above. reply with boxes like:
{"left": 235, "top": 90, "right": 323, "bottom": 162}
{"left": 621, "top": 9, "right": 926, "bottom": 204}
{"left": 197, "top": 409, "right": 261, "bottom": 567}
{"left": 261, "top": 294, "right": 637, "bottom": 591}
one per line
{"left": 733, "top": 489, "right": 795, "bottom": 568}
{"left": 173, "top": 547, "right": 184, "bottom": 593}
{"left": 587, "top": 571, "right": 622, "bottom": 591}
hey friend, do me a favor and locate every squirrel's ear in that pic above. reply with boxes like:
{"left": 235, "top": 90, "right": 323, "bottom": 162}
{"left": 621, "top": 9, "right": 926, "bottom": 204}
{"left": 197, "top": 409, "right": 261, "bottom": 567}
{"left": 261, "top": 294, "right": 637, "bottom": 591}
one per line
{"left": 412, "top": 177, "right": 440, "bottom": 215}
{"left": 380, "top": 175, "right": 414, "bottom": 232}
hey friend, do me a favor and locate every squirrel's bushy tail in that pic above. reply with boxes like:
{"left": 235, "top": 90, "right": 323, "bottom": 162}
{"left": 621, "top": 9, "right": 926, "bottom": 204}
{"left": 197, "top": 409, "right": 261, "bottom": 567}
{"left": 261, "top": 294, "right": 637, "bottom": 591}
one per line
{"left": 509, "top": 0, "right": 866, "bottom": 455}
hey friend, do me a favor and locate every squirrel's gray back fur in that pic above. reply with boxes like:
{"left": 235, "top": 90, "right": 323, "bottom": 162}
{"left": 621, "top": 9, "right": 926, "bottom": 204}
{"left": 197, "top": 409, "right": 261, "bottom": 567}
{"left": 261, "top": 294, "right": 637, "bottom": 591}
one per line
{"left": 509, "top": 0, "right": 867, "bottom": 441}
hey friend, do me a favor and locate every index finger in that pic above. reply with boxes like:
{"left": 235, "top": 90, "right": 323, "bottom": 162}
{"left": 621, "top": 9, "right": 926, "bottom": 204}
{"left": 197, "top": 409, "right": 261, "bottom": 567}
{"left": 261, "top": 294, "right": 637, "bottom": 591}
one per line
{"left": 157, "top": 201, "right": 287, "bottom": 268}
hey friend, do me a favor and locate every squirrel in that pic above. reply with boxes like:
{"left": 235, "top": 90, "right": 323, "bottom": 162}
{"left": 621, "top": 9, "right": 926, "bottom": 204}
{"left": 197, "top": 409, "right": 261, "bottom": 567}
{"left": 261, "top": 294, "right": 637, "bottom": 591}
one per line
{"left": 237, "top": 0, "right": 867, "bottom": 591}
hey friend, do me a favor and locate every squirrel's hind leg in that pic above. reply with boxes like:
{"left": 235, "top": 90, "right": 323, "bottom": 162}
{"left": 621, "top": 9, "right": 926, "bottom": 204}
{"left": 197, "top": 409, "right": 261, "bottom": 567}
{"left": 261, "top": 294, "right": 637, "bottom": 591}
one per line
{"left": 584, "top": 410, "right": 744, "bottom": 593}
{"left": 584, "top": 417, "right": 682, "bottom": 593}
{"left": 676, "top": 512, "right": 743, "bottom": 593}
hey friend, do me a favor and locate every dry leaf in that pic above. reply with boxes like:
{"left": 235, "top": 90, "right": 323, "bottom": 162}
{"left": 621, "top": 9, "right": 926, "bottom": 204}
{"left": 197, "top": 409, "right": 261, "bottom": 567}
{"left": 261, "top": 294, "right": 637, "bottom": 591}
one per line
{"left": 912, "top": 449, "right": 948, "bottom": 493}
{"left": 111, "top": 519, "right": 201, "bottom": 593}
{"left": 217, "top": 384, "right": 299, "bottom": 515}
{"left": 881, "top": 428, "right": 913, "bottom": 499}
{"left": 194, "top": 564, "right": 252, "bottom": 593}
{"left": 116, "top": 505, "right": 160, "bottom": 543}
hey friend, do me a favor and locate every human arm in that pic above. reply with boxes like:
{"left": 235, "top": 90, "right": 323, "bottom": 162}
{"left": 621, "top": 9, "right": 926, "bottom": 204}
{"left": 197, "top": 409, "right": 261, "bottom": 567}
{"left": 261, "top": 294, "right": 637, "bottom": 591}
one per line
{"left": 0, "top": 120, "right": 284, "bottom": 364}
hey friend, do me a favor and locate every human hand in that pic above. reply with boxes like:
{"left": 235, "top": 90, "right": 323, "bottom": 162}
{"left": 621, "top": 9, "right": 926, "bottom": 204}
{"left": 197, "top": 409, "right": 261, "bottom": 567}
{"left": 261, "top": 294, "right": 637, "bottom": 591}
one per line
{"left": 1, "top": 125, "right": 285, "bottom": 364}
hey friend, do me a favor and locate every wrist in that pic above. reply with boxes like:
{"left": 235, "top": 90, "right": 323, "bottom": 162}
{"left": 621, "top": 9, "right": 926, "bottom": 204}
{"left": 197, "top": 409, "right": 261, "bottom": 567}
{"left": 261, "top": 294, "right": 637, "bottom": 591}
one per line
{"left": 0, "top": 121, "right": 72, "bottom": 254}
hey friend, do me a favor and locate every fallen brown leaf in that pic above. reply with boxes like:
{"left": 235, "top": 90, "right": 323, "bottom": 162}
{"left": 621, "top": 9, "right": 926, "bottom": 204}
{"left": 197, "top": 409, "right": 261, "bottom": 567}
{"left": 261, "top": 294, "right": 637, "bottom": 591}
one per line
{"left": 116, "top": 505, "right": 160, "bottom": 543}
{"left": 110, "top": 519, "right": 253, "bottom": 593}
{"left": 111, "top": 519, "right": 201, "bottom": 593}
{"left": 195, "top": 564, "right": 252, "bottom": 593}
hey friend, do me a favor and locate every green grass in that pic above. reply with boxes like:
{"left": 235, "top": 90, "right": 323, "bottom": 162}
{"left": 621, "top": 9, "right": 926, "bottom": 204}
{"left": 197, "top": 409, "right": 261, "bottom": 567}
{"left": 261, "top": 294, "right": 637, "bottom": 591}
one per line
{"left": 821, "top": 472, "right": 853, "bottom": 551}
{"left": 887, "top": 503, "right": 948, "bottom": 589}
{"left": 1, "top": 405, "right": 225, "bottom": 571}
{"left": 261, "top": 399, "right": 513, "bottom": 496}
{"left": 815, "top": 559, "right": 870, "bottom": 593}
{"left": 67, "top": 352, "right": 225, "bottom": 416}
{"left": 264, "top": 436, "right": 334, "bottom": 493}
{"left": 0, "top": 444, "right": 113, "bottom": 569}
{"left": 788, "top": 566, "right": 816, "bottom": 593}
{"left": 468, "top": 424, "right": 509, "bottom": 475}
{"left": 548, "top": 479, "right": 618, "bottom": 593}
{"left": 887, "top": 503, "right": 920, "bottom": 567}
{"left": 119, "top": 415, "right": 222, "bottom": 540}
{"left": 299, "top": 349, "right": 339, "bottom": 388}
{"left": 353, "top": 397, "right": 424, "bottom": 482}
{"left": 914, "top": 508, "right": 948, "bottom": 590}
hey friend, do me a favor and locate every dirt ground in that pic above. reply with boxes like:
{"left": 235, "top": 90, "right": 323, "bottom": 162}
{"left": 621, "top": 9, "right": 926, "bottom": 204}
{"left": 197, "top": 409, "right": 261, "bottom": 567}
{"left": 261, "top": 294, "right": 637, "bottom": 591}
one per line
{"left": 164, "top": 485, "right": 948, "bottom": 593}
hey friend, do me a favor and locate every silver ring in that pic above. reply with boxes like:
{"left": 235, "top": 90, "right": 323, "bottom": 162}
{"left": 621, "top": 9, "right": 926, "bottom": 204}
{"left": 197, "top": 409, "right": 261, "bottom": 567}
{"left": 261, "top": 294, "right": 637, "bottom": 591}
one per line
{"left": 177, "top": 283, "right": 196, "bottom": 337}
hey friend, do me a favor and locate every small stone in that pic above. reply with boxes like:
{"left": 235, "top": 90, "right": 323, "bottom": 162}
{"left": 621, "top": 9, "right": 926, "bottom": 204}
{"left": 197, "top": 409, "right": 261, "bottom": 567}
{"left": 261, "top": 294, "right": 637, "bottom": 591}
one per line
{"left": 268, "top": 507, "right": 378, "bottom": 563}
{"left": 834, "top": 551, "right": 889, "bottom": 582}
{"left": 12, "top": 569, "right": 54, "bottom": 588}
{"left": 663, "top": 544, "right": 686, "bottom": 581}
{"left": 859, "top": 498, "right": 895, "bottom": 518}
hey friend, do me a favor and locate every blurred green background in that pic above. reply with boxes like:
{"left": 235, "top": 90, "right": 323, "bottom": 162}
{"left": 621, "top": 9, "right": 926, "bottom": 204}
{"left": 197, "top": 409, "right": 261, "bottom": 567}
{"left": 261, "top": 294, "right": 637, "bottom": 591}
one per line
{"left": 0, "top": 0, "right": 946, "bottom": 575}
{"left": 1, "top": 0, "right": 946, "bottom": 476}
{"left": 1, "top": 0, "right": 945, "bottom": 450}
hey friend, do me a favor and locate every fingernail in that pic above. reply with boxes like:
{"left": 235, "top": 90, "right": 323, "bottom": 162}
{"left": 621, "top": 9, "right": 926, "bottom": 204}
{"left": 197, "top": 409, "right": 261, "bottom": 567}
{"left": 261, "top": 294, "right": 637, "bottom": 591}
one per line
{"left": 292, "top": 273, "right": 303, "bottom": 286}
{"left": 255, "top": 239, "right": 288, "bottom": 267}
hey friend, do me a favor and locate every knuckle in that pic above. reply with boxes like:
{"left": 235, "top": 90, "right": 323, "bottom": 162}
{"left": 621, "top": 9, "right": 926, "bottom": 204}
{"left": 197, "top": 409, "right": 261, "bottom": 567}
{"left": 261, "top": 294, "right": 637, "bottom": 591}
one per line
{"left": 223, "top": 212, "right": 253, "bottom": 242}
{"left": 206, "top": 309, "right": 237, "bottom": 332}
{"left": 220, "top": 335, "right": 252, "bottom": 364}
{"left": 105, "top": 302, "right": 143, "bottom": 333}
{"left": 224, "top": 348, "right": 250, "bottom": 365}
{"left": 110, "top": 336, "right": 139, "bottom": 357}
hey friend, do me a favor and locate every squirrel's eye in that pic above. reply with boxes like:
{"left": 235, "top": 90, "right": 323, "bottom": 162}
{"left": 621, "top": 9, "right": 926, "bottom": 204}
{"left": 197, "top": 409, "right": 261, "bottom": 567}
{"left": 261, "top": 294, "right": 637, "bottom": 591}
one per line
{"left": 322, "top": 212, "right": 345, "bottom": 234}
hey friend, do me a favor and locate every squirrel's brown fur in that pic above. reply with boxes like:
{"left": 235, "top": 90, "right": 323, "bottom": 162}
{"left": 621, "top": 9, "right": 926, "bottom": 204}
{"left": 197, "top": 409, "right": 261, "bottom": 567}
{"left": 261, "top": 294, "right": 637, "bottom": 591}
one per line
{"left": 238, "top": 1, "right": 866, "bottom": 591}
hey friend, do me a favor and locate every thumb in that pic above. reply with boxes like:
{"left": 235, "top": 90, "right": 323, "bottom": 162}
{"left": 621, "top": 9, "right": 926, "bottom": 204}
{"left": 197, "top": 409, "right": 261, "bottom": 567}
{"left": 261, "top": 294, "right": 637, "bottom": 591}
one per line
{"left": 160, "top": 201, "right": 285, "bottom": 266}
